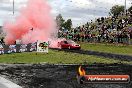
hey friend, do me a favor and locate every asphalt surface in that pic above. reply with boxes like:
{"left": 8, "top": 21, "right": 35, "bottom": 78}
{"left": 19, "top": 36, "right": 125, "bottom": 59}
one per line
{"left": 0, "top": 64, "right": 131, "bottom": 88}
{"left": 51, "top": 48, "right": 132, "bottom": 61}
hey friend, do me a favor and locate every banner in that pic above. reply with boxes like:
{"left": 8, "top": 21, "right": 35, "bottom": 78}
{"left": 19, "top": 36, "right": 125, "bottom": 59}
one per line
{"left": 19, "top": 44, "right": 27, "bottom": 52}
{"left": 37, "top": 41, "right": 49, "bottom": 53}
{"left": 8, "top": 45, "right": 16, "bottom": 53}
{"left": 26, "top": 43, "right": 37, "bottom": 52}
{"left": 26, "top": 44, "right": 31, "bottom": 52}
{"left": 30, "top": 43, "right": 37, "bottom": 51}
{"left": 16, "top": 45, "right": 21, "bottom": 53}
{"left": 0, "top": 41, "right": 47, "bottom": 55}
{"left": 3, "top": 45, "right": 9, "bottom": 54}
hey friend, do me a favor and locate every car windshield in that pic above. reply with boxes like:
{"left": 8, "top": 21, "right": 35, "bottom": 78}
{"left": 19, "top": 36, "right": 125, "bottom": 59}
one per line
{"left": 64, "top": 41, "right": 68, "bottom": 44}
{"left": 67, "top": 40, "right": 76, "bottom": 44}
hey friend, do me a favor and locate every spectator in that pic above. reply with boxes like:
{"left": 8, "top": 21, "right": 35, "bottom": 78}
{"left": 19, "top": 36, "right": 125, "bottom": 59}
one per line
{"left": 58, "top": 8, "right": 132, "bottom": 45}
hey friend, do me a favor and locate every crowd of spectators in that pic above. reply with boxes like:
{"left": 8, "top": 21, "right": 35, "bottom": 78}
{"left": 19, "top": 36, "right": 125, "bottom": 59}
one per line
{"left": 59, "top": 10, "right": 132, "bottom": 45}
{"left": 0, "top": 38, "right": 4, "bottom": 45}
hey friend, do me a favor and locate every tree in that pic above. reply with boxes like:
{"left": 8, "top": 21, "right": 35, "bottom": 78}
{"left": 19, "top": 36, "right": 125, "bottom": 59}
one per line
{"left": 128, "top": 6, "right": 132, "bottom": 14}
{"left": 56, "top": 14, "right": 73, "bottom": 31}
{"left": 56, "top": 14, "right": 65, "bottom": 30}
{"left": 110, "top": 5, "right": 124, "bottom": 16}
{"left": 64, "top": 19, "right": 72, "bottom": 31}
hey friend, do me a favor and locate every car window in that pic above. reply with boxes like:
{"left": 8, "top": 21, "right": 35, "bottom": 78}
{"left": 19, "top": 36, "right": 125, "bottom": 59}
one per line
{"left": 64, "top": 41, "right": 68, "bottom": 44}
{"left": 67, "top": 41, "right": 76, "bottom": 44}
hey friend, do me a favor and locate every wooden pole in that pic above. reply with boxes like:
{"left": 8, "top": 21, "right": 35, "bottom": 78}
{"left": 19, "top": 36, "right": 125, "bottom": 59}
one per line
{"left": 13, "top": 0, "right": 14, "bottom": 15}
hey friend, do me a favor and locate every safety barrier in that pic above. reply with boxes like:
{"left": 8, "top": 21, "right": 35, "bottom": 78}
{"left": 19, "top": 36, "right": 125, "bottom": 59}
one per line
{"left": 0, "top": 43, "right": 37, "bottom": 55}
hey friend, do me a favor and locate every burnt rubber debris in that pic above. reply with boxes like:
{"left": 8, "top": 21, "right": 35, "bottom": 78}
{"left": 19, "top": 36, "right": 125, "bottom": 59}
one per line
{"left": 0, "top": 64, "right": 131, "bottom": 88}
{"left": 51, "top": 48, "right": 132, "bottom": 61}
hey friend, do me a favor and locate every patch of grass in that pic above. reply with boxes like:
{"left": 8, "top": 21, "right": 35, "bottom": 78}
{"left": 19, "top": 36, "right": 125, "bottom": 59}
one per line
{"left": 80, "top": 42, "right": 132, "bottom": 56}
{"left": 0, "top": 50, "right": 132, "bottom": 64}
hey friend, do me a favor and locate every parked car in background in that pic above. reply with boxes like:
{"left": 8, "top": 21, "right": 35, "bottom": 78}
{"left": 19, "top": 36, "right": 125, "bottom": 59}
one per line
{"left": 58, "top": 40, "right": 81, "bottom": 50}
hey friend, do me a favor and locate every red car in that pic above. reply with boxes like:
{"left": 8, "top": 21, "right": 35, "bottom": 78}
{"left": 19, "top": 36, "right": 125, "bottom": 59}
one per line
{"left": 58, "top": 40, "right": 81, "bottom": 50}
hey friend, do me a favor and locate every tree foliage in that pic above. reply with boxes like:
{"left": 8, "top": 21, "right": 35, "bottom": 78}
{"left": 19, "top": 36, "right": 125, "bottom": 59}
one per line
{"left": 128, "top": 6, "right": 132, "bottom": 14}
{"left": 64, "top": 19, "right": 72, "bottom": 30}
{"left": 56, "top": 14, "right": 72, "bottom": 31}
{"left": 110, "top": 5, "right": 124, "bottom": 16}
{"left": 56, "top": 14, "right": 65, "bottom": 30}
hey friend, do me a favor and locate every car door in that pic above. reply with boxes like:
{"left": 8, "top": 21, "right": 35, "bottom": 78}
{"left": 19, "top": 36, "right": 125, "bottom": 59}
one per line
{"left": 62, "top": 41, "right": 70, "bottom": 49}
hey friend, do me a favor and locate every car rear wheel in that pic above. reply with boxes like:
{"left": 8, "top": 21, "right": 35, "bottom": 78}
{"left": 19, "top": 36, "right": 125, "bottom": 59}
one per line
{"left": 59, "top": 45, "right": 62, "bottom": 49}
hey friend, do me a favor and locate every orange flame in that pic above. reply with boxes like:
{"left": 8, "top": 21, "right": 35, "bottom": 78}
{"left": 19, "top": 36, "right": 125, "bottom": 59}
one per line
{"left": 78, "top": 66, "right": 86, "bottom": 76}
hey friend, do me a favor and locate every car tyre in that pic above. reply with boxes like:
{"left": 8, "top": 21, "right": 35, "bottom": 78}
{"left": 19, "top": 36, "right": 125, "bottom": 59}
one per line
{"left": 68, "top": 46, "right": 71, "bottom": 50}
{"left": 59, "top": 45, "right": 62, "bottom": 49}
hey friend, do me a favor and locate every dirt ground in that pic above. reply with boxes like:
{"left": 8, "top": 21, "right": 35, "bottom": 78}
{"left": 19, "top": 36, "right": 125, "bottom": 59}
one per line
{"left": 0, "top": 64, "right": 131, "bottom": 88}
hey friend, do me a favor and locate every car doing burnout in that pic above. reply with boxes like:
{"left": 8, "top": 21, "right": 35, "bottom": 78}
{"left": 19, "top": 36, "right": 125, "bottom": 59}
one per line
{"left": 58, "top": 40, "right": 81, "bottom": 49}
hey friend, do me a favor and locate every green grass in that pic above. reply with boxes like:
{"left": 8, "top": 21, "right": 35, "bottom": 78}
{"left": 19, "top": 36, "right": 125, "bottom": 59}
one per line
{"left": 80, "top": 42, "right": 132, "bottom": 56}
{"left": 0, "top": 49, "right": 132, "bottom": 64}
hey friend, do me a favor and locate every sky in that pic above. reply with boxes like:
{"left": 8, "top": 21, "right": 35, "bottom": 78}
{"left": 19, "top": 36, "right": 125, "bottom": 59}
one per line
{"left": 0, "top": 0, "right": 131, "bottom": 27}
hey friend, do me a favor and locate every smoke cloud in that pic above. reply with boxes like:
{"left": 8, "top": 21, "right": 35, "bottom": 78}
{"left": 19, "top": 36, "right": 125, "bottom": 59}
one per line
{"left": 3, "top": 0, "right": 57, "bottom": 45}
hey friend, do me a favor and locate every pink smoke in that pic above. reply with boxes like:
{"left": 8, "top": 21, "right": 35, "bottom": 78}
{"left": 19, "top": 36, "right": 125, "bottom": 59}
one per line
{"left": 4, "top": 0, "right": 57, "bottom": 45}
{"left": 49, "top": 38, "right": 66, "bottom": 48}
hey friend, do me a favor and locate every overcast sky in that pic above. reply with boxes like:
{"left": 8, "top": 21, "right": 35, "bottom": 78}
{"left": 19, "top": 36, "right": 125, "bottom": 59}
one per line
{"left": 0, "top": 0, "right": 131, "bottom": 27}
